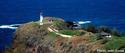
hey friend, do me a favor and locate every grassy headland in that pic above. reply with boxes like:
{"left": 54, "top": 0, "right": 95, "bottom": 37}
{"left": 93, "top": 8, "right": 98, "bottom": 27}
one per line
{"left": 5, "top": 17, "right": 125, "bottom": 53}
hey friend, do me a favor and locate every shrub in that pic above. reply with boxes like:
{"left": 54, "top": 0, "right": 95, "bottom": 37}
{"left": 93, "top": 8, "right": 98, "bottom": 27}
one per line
{"left": 97, "top": 26, "right": 111, "bottom": 33}
{"left": 111, "top": 28, "right": 120, "bottom": 36}
{"left": 91, "top": 33, "right": 104, "bottom": 41}
{"left": 53, "top": 21, "right": 67, "bottom": 30}
{"left": 53, "top": 21, "right": 64, "bottom": 26}
{"left": 65, "top": 21, "right": 74, "bottom": 29}
{"left": 85, "top": 24, "right": 97, "bottom": 33}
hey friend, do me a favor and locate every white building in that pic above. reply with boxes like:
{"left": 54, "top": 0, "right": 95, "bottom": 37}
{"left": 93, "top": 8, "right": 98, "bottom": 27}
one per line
{"left": 40, "top": 13, "right": 43, "bottom": 25}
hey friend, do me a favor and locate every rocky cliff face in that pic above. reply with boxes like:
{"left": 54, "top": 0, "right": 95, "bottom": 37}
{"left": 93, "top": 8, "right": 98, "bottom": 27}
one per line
{"left": 6, "top": 18, "right": 104, "bottom": 53}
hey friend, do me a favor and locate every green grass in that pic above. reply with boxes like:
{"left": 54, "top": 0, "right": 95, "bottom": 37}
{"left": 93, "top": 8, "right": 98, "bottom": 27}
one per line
{"left": 89, "top": 35, "right": 98, "bottom": 42}
{"left": 42, "top": 19, "right": 49, "bottom": 23}
{"left": 48, "top": 32, "right": 57, "bottom": 38}
{"left": 104, "top": 36, "right": 125, "bottom": 49}
{"left": 59, "top": 30, "right": 84, "bottom": 36}
{"left": 53, "top": 21, "right": 64, "bottom": 26}
{"left": 30, "top": 21, "right": 39, "bottom": 26}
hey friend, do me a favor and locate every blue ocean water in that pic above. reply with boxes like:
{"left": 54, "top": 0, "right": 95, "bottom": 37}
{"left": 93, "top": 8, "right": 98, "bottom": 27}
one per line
{"left": 0, "top": 0, "right": 125, "bottom": 52}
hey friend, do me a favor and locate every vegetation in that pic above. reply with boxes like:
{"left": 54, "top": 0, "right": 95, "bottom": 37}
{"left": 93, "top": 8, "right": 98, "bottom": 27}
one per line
{"left": 30, "top": 21, "right": 39, "bottom": 26}
{"left": 52, "top": 21, "right": 68, "bottom": 30}
{"left": 6, "top": 17, "right": 125, "bottom": 53}
{"left": 90, "top": 35, "right": 98, "bottom": 42}
{"left": 85, "top": 24, "right": 97, "bottom": 33}
{"left": 53, "top": 21, "right": 64, "bottom": 26}
{"left": 111, "top": 28, "right": 121, "bottom": 36}
{"left": 48, "top": 32, "right": 57, "bottom": 38}
{"left": 97, "top": 26, "right": 111, "bottom": 33}
{"left": 84, "top": 24, "right": 122, "bottom": 36}
{"left": 104, "top": 36, "right": 125, "bottom": 49}
{"left": 90, "top": 33, "right": 125, "bottom": 50}
{"left": 59, "top": 30, "right": 84, "bottom": 36}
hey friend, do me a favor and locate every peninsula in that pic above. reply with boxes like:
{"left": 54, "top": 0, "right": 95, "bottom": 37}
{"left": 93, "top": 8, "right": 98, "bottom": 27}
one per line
{"left": 5, "top": 17, "right": 125, "bottom": 53}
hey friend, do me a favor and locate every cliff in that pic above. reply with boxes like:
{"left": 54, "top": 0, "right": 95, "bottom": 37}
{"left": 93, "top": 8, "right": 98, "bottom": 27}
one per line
{"left": 6, "top": 17, "right": 125, "bottom": 53}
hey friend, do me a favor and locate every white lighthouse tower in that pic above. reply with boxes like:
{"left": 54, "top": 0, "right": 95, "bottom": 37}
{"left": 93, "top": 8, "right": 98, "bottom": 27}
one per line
{"left": 40, "top": 13, "right": 43, "bottom": 25}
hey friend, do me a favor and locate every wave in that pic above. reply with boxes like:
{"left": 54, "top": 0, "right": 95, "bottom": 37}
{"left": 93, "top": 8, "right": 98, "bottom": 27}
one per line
{"left": 0, "top": 21, "right": 91, "bottom": 29}
{"left": 0, "top": 24, "right": 21, "bottom": 29}
{"left": 78, "top": 21, "right": 91, "bottom": 24}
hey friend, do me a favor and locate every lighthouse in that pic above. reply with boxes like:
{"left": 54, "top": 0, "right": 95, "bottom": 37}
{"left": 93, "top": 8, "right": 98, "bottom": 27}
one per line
{"left": 40, "top": 13, "right": 43, "bottom": 25}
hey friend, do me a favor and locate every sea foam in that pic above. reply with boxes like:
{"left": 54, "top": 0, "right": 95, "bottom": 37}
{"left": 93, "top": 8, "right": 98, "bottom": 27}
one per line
{"left": 78, "top": 21, "right": 91, "bottom": 24}
{"left": 0, "top": 24, "right": 21, "bottom": 29}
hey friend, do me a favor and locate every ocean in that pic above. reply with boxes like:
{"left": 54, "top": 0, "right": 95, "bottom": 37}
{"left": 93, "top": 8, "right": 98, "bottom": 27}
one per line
{"left": 0, "top": 0, "right": 125, "bottom": 52}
